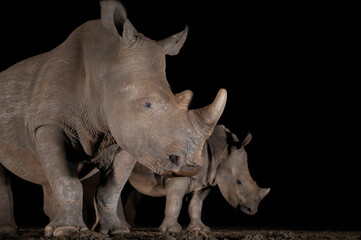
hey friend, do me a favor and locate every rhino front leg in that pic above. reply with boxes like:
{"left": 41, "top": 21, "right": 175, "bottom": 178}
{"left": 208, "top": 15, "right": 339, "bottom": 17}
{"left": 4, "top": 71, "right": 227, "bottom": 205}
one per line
{"left": 42, "top": 183, "right": 59, "bottom": 222}
{"left": 186, "top": 188, "right": 211, "bottom": 232}
{"left": 93, "top": 150, "right": 136, "bottom": 235}
{"left": 35, "top": 126, "right": 87, "bottom": 237}
{"left": 116, "top": 193, "right": 131, "bottom": 229}
{"left": 159, "top": 178, "right": 190, "bottom": 232}
{"left": 0, "top": 164, "right": 17, "bottom": 233}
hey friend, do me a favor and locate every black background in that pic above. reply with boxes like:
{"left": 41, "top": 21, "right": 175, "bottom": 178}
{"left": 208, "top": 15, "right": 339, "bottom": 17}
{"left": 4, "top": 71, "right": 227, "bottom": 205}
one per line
{"left": 0, "top": 0, "right": 359, "bottom": 231}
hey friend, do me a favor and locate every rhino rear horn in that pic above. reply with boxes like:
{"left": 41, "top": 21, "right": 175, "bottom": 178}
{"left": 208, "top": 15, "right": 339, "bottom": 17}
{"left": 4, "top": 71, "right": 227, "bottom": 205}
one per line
{"left": 175, "top": 90, "right": 193, "bottom": 110}
{"left": 100, "top": 0, "right": 136, "bottom": 42}
{"left": 190, "top": 89, "right": 227, "bottom": 137}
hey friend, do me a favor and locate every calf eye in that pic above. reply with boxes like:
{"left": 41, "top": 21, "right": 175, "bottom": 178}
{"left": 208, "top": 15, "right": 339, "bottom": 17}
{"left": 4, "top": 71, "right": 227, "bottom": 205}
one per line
{"left": 144, "top": 102, "right": 153, "bottom": 109}
{"left": 236, "top": 180, "right": 242, "bottom": 185}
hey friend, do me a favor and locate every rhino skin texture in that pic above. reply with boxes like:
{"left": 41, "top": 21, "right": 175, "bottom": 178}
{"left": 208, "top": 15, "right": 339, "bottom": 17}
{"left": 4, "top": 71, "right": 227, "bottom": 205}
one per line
{"left": 81, "top": 125, "right": 270, "bottom": 232}
{"left": 0, "top": 0, "right": 227, "bottom": 237}
{"left": 123, "top": 124, "right": 270, "bottom": 232}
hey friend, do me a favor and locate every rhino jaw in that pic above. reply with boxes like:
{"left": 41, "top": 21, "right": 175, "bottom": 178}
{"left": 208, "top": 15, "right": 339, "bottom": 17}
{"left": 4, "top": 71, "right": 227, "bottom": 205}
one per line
{"left": 240, "top": 205, "right": 258, "bottom": 216}
{"left": 165, "top": 154, "right": 202, "bottom": 176}
{"left": 153, "top": 162, "right": 201, "bottom": 177}
{"left": 169, "top": 164, "right": 202, "bottom": 177}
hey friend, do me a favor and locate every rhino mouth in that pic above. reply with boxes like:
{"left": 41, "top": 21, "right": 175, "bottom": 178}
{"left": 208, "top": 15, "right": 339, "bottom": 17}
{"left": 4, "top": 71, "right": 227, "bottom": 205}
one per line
{"left": 169, "top": 163, "right": 202, "bottom": 176}
{"left": 141, "top": 155, "right": 202, "bottom": 177}
{"left": 239, "top": 205, "right": 257, "bottom": 215}
{"left": 158, "top": 163, "right": 201, "bottom": 177}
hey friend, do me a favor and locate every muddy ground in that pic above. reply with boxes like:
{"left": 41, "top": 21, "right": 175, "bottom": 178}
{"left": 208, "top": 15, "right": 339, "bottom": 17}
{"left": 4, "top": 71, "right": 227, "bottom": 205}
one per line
{"left": 1, "top": 228, "right": 360, "bottom": 240}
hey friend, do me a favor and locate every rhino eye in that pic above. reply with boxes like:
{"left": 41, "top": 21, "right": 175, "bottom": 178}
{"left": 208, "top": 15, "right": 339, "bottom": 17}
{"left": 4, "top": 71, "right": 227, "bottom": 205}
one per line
{"left": 236, "top": 180, "right": 242, "bottom": 185}
{"left": 144, "top": 102, "right": 153, "bottom": 109}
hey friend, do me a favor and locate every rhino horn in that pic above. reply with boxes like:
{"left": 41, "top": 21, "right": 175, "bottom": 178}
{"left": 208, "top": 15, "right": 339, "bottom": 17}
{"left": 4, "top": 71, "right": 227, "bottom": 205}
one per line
{"left": 190, "top": 89, "right": 227, "bottom": 137}
{"left": 175, "top": 90, "right": 193, "bottom": 110}
{"left": 260, "top": 187, "right": 271, "bottom": 199}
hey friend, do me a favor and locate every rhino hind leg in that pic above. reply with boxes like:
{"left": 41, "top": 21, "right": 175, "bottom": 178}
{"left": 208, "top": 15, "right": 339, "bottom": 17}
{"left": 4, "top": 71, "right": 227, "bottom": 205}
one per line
{"left": 123, "top": 189, "right": 144, "bottom": 227}
{"left": 0, "top": 164, "right": 17, "bottom": 233}
{"left": 186, "top": 188, "right": 211, "bottom": 232}
{"left": 35, "top": 127, "right": 87, "bottom": 237}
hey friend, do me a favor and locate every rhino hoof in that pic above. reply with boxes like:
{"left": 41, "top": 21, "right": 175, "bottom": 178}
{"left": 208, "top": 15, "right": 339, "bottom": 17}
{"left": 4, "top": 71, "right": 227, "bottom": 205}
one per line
{"left": 44, "top": 225, "right": 87, "bottom": 237}
{"left": 186, "top": 223, "right": 211, "bottom": 232}
{"left": 110, "top": 227, "right": 130, "bottom": 235}
{"left": 159, "top": 226, "right": 182, "bottom": 232}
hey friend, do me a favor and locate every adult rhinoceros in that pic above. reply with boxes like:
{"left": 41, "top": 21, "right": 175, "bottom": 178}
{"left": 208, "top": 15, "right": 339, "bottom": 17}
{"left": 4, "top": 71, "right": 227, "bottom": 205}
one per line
{"left": 0, "top": 0, "right": 226, "bottom": 237}
{"left": 121, "top": 125, "right": 270, "bottom": 232}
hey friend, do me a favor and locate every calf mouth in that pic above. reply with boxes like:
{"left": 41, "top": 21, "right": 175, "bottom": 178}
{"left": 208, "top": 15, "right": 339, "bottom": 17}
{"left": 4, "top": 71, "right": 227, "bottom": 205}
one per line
{"left": 240, "top": 205, "right": 257, "bottom": 215}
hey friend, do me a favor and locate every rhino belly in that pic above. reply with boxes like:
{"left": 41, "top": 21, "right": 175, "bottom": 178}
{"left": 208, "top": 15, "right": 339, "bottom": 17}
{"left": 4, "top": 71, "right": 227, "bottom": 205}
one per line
{"left": 0, "top": 142, "right": 47, "bottom": 185}
{"left": 0, "top": 114, "right": 47, "bottom": 185}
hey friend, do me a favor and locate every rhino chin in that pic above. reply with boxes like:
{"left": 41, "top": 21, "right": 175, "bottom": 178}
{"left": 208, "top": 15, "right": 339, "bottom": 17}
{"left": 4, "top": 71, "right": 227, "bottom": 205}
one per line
{"left": 171, "top": 165, "right": 202, "bottom": 177}
{"left": 240, "top": 205, "right": 258, "bottom": 216}
{"left": 145, "top": 161, "right": 201, "bottom": 177}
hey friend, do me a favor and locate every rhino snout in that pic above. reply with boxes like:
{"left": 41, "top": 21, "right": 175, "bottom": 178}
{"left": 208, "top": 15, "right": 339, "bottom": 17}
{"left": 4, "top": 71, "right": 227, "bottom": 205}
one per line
{"left": 240, "top": 204, "right": 258, "bottom": 215}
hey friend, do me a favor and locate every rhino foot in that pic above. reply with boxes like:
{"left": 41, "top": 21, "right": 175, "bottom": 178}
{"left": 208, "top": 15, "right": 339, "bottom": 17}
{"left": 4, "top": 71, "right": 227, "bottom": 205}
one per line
{"left": 94, "top": 217, "right": 130, "bottom": 235}
{"left": 44, "top": 225, "right": 88, "bottom": 237}
{"left": 109, "top": 227, "right": 130, "bottom": 235}
{"left": 0, "top": 225, "right": 17, "bottom": 233}
{"left": 96, "top": 223, "right": 130, "bottom": 235}
{"left": 159, "top": 220, "right": 182, "bottom": 232}
{"left": 186, "top": 221, "right": 211, "bottom": 232}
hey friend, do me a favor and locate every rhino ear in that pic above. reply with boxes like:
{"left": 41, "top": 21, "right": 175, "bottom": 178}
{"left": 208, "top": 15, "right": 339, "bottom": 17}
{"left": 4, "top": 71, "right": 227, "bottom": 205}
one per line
{"left": 175, "top": 90, "right": 193, "bottom": 110}
{"left": 159, "top": 26, "right": 189, "bottom": 56}
{"left": 100, "top": 0, "right": 136, "bottom": 42}
{"left": 242, "top": 132, "right": 252, "bottom": 147}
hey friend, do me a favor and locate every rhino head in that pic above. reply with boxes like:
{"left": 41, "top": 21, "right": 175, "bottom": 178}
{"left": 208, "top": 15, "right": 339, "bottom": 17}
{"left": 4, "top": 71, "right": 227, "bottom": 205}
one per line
{"left": 216, "top": 133, "right": 270, "bottom": 215}
{"left": 85, "top": 1, "right": 226, "bottom": 176}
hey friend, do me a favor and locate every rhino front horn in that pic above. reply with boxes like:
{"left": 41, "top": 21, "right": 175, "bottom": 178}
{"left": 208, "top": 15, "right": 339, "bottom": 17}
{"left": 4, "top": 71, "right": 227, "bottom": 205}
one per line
{"left": 190, "top": 88, "right": 227, "bottom": 137}
{"left": 260, "top": 188, "right": 271, "bottom": 199}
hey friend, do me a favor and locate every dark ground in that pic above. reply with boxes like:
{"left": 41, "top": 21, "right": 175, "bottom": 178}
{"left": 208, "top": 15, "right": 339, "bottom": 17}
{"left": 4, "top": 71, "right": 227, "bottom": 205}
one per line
{"left": 1, "top": 228, "right": 361, "bottom": 240}
{"left": 0, "top": 0, "right": 359, "bottom": 239}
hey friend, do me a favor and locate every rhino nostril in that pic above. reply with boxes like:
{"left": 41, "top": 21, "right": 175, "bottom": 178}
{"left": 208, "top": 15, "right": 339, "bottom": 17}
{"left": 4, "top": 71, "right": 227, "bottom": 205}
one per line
{"left": 168, "top": 155, "right": 179, "bottom": 166}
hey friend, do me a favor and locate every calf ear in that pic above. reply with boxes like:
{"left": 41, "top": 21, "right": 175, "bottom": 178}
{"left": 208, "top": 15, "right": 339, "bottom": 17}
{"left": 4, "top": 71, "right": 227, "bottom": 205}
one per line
{"left": 242, "top": 132, "right": 253, "bottom": 146}
{"left": 159, "top": 26, "right": 189, "bottom": 56}
{"left": 100, "top": 0, "right": 136, "bottom": 43}
{"left": 175, "top": 90, "right": 193, "bottom": 109}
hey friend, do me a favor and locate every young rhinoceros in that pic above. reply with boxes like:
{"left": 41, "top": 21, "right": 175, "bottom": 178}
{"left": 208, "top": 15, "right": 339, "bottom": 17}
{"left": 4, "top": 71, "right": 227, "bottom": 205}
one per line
{"left": 121, "top": 125, "right": 270, "bottom": 232}
{"left": 0, "top": 1, "right": 227, "bottom": 237}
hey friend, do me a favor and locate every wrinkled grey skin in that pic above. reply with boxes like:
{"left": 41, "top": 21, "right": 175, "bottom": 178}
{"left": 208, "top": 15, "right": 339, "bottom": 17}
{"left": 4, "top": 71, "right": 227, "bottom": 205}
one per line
{"left": 0, "top": 1, "right": 227, "bottom": 237}
{"left": 123, "top": 125, "right": 270, "bottom": 232}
